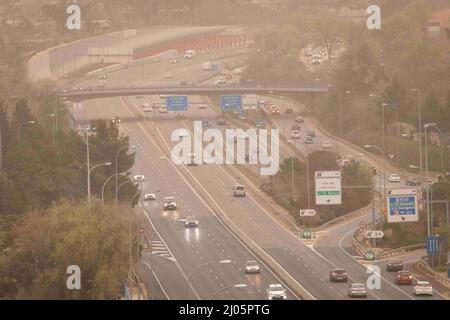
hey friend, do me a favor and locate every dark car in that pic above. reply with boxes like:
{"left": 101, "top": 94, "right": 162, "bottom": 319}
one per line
{"left": 405, "top": 177, "right": 421, "bottom": 186}
{"left": 386, "top": 260, "right": 404, "bottom": 272}
{"left": 184, "top": 216, "right": 199, "bottom": 228}
{"left": 291, "top": 124, "right": 302, "bottom": 131}
{"left": 295, "top": 116, "right": 304, "bottom": 124}
{"left": 217, "top": 119, "right": 229, "bottom": 126}
{"left": 329, "top": 268, "right": 348, "bottom": 282}
{"left": 395, "top": 271, "right": 413, "bottom": 285}
{"left": 255, "top": 120, "right": 266, "bottom": 128}
{"left": 286, "top": 108, "right": 293, "bottom": 114}
{"left": 306, "top": 130, "right": 316, "bottom": 138}
{"left": 111, "top": 116, "right": 121, "bottom": 126}
{"left": 303, "top": 136, "right": 313, "bottom": 144}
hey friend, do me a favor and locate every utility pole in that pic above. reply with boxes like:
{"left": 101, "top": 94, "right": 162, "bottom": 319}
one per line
{"left": 0, "top": 120, "right": 3, "bottom": 173}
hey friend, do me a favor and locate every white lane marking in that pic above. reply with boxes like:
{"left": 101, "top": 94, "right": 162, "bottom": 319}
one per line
{"left": 141, "top": 261, "right": 170, "bottom": 300}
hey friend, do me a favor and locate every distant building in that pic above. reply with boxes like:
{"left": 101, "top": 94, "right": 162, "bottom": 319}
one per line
{"left": 426, "top": 8, "right": 450, "bottom": 42}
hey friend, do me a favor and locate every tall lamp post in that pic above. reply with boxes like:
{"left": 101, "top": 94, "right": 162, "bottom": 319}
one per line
{"left": 17, "top": 120, "right": 35, "bottom": 141}
{"left": 209, "top": 284, "right": 247, "bottom": 300}
{"left": 185, "top": 260, "right": 232, "bottom": 299}
{"left": 411, "top": 88, "right": 424, "bottom": 195}
{"left": 381, "top": 103, "right": 400, "bottom": 166}
{"left": 87, "top": 162, "right": 112, "bottom": 209}
{"left": 39, "top": 113, "right": 55, "bottom": 146}
{"left": 102, "top": 172, "right": 126, "bottom": 207}
{"left": 364, "top": 144, "right": 386, "bottom": 246}
{"left": 424, "top": 123, "right": 437, "bottom": 237}
{"left": 115, "top": 145, "right": 136, "bottom": 208}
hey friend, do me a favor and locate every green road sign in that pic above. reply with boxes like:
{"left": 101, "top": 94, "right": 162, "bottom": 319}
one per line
{"left": 303, "top": 230, "right": 312, "bottom": 239}
{"left": 365, "top": 250, "right": 376, "bottom": 261}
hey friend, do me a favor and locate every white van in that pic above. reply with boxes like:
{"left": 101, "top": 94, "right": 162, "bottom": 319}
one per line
{"left": 233, "top": 185, "right": 246, "bottom": 197}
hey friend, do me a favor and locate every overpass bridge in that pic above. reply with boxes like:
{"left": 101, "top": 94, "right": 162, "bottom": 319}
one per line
{"left": 58, "top": 85, "right": 329, "bottom": 101}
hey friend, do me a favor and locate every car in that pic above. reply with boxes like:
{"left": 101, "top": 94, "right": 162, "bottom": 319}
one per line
{"left": 291, "top": 130, "right": 301, "bottom": 139}
{"left": 255, "top": 120, "right": 266, "bottom": 128}
{"left": 369, "top": 166, "right": 377, "bottom": 176}
{"left": 203, "top": 155, "right": 215, "bottom": 164}
{"left": 306, "top": 130, "right": 315, "bottom": 138}
{"left": 141, "top": 102, "right": 150, "bottom": 109}
{"left": 312, "top": 58, "right": 321, "bottom": 65}
{"left": 329, "top": 268, "right": 348, "bottom": 282}
{"left": 163, "top": 196, "right": 177, "bottom": 210}
{"left": 386, "top": 260, "right": 404, "bottom": 272}
{"left": 270, "top": 106, "right": 280, "bottom": 115}
{"left": 335, "top": 153, "right": 342, "bottom": 160}
{"left": 413, "top": 281, "right": 433, "bottom": 296}
{"left": 321, "top": 141, "right": 332, "bottom": 149}
{"left": 395, "top": 271, "right": 413, "bottom": 285}
{"left": 159, "top": 94, "right": 168, "bottom": 99}
{"left": 198, "top": 103, "right": 207, "bottom": 109}
{"left": 144, "top": 193, "right": 156, "bottom": 201}
{"left": 159, "top": 107, "right": 168, "bottom": 113}
{"left": 291, "top": 124, "right": 302, "bottom": 131}
{"left": 184, "top": 216, "right": 199, "bottom": 228}
{"left": 170, "top": 59, "right": 178, "bottom": 64}
{"left": 405, "top": 177, "right": 421, "bottom": 186}
{"left": 347, "top": 283, "right": 367, "bottom": 298}
{"left": 295, "top": 116, "right": 304, "bottom": 124}
{"left": 202, "top": 121, "right": 209, "bottom": 129}
{"left": 135, "top": 95, "right": 144, "bottom": 99}
{"left": 133, "top": 174, "right": 145, "bottom": 182}
{"left": 286, "top": 108, "right": 293, "bottom": 114}
{"left": 217, "top": 119, "right": 229, "bottom": 126}
{"left": 303, "top": 136, "right": 313, "bottom": 144}
{"left": 111, "top": 116, "right": 121, "bottom": 125}
{"left": 244, "top": 261, "right": 260, "bottom": 274}
{"left": 183, "top": 53, "right": 193, "bottom": 59}
{"left": 340, "top": 159, "right": 352, "bottom": 167}
{"left": 233, "top": 185, "right": 246, "bottom": 197}
{"left": 98, "top": 74, "right": 107, "bottom": 80}
{"left": 388, "top": 173, "right": 401, "bottom": 183}
{"left": 267, "top": 284, "right": 287, "bottom": 300}
{"left": 164, "top": 72, "right": 173, "bottom": 78}
{"left": 214, "top": 78, "right": 226, "bottom": 85}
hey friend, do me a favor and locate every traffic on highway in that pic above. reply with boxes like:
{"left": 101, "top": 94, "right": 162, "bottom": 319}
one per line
{"left": 1, "top": 0, "right": 449, "bottom": 315}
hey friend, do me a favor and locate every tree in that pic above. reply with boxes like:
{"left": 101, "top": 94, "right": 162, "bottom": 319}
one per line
{"left": 0, "top": 201, "right": 131, "bottom": 299}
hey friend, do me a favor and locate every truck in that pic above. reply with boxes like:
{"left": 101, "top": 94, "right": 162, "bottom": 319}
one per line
{"left": 202, "top": 61, "right": 212, "bottom": 71}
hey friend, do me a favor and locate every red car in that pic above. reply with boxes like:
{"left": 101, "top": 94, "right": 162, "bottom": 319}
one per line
{"left": 395, "top": 271, "right": 413, "bottom": 285}
{"left": 270, "top": 106, "right": 280, "bottom": 115}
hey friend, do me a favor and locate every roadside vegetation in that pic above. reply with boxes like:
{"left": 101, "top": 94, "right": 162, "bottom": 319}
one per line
{"left": 261, "top": 151, "right": 372, "bottom": 227}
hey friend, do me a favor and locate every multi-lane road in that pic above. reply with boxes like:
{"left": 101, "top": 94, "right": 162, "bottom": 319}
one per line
{"left": 67, "top": 38, "right": 446, "bottom": 300}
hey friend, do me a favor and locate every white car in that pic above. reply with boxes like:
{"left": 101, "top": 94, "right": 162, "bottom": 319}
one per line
{"left": 163, "top": 196, "right": 177, "bottom": 210}
{"left": 244, "top": 261, "right": 260, "bottom": 274}
{"left": 388, "top": 174, "right": 401, "bottom": 183}
{"left": 198, "top": 103, "right": 207, "bottom": 109}
{"left": 159, "top": 107, "right": 168, "bottom": 113}
{"left": 321, "top": 141, "right": 332, "bottom": 149}
{"left": 170, "top": 59, "right": 178, "bottom": 64}
{"left": 347, "top": 283, "right": 367, "bottom": 298}
{"left": 144, "top": 193, "right": 156, "bottom": 201}
{"left": 134, "top": 174, "right": 145, "bottom": 182}
{"left": 413, "top": 281, "right": 433, "bottom": 296}
{"left": 233, "top": 185, "right": 246, "bottom": 197}
{"left": 141, "top": 102, "right": 150, "bottom": 109}
{"left": 164, "top": 72, "right": 173, "bottom": 78}
{"left": 291, "top": 130, "right": 301, "bottom": 139}
{"left": 267, "top": 284, "right": 287, "bottom": 300}
{"left": 214, "top": 78, "right": 226, "bottom": 85}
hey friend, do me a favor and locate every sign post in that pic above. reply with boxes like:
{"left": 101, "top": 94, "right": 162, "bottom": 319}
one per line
{"left": 167, "top": 96, "right": 188, "bottom": 112}
{"left": 220, "top": 95, "right": 242, "bottom": 112}
{"left": 386, "top": 189, "right": 419, "bottom": 223}
{"left": 364, "top": 230, "right": 384, "bottom": 239}
{"left": 315, "top": 171, "right": 342, "bottom": 205}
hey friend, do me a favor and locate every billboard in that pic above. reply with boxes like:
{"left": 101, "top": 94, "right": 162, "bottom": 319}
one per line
{"left": 386, "top": 189, "right": 419, "bottom": 223}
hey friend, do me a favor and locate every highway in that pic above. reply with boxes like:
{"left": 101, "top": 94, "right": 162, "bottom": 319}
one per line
{"left": 72, "top": 52, "right": 298, "bottom": 300}
{"left": 66, "top": 35, "right": 445, "bottom": 300}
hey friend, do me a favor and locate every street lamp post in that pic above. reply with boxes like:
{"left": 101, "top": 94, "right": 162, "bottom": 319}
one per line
{"left": 17, "top": 120, "right": 35, "bottom": 141}
{"left": 87, "top": 162, "right": 112, "bottom": 210}
{"left": 129, "top": 191, "right": 141, "bottom": 280}
{"left": 424, "top": 123, "right": 437, "bottom": 237}
{"left": 39, "top": 113, "right": 55, "bottom": 146}
{"left": 382, "top": 103, "right": 400, "bottom": 166}
{"left": 345, "top": 90, "right": 359, "bottom": 134}
{"left": 209, "top": 284, "right": 247, "bottom": 300}
{"left": 185, "top": 260, "right": 232, "bottom": 299}
{"left": 427, "top": 124, "right": 444, "bottom": 174}
{"left": 102, "top": 172, "right": 126, "bottom": 207}
{"left": 115, "top": 145, "right": 136, "bottom": 208}
{"left": 364, "top": 144, "right": 386, "bottom": 247}
{"left": 411, "top": 88, "right": 424, "bottom": 196}
{"left": 116, "top": 180, "right": 135, "bottom": 208}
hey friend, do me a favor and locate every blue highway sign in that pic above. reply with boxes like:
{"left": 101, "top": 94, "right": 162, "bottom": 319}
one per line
{"left": 167, "top": 96, "right": 188, "bottom": 112}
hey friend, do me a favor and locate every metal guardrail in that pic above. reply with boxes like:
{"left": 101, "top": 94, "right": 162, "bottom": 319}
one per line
{"left": 417, "top": 256, "right": 450, "bottom": 289}
{"left": 378, "top": 243, "right": 426, "bottom": 260}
